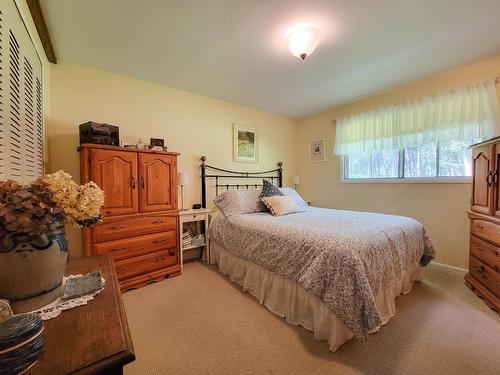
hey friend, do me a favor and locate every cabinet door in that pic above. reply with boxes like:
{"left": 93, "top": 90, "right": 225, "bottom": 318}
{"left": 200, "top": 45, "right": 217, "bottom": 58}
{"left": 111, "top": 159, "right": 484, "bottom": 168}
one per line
{"left": 91, "top": 149, "right": 139, "bottom": 216}
{"left": 471, "top": 145, "right": 493, "bottom": 215}
{"left": 139, "top": 154, "right": 177, "bottom": 212}
{"left": 493, "top": 144, "right": 500, "bottom": 218}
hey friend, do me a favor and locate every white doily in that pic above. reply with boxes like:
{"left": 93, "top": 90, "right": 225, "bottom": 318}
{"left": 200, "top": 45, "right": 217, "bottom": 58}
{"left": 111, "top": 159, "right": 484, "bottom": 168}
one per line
{"left": 29, "top": 274, "right": 106, "bottom": 320}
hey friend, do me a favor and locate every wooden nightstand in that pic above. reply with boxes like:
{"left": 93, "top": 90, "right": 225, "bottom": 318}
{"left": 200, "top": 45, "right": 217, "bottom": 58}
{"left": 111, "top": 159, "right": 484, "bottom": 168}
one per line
{"left": 179, "top": 208, "right": 212, "bottom": 268}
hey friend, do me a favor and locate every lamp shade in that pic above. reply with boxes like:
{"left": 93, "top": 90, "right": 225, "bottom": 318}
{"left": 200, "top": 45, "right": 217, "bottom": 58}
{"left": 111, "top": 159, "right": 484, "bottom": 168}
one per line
{"left": 292, "top": 175, "right": 300, "bottom": 185}
{"left": 178, "top": 172, "right": 188, "bottom": 186}
{"left": 286, "top": 24, "right": 321, "bottom": 60}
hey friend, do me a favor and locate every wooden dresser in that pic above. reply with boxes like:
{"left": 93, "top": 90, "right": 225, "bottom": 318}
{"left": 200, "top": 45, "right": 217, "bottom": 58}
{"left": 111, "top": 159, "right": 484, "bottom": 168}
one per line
{"left": 466, "top": 137, "right": 500, "bottom": 312}
{"left": 79, "top": 144, "right": 181, "bottom": 292}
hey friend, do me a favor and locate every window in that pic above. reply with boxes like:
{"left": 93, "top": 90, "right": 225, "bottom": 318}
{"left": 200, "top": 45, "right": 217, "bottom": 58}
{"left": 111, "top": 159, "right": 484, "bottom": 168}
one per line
{"left": 344, "top": 140, "right": 475, "bottom": 181}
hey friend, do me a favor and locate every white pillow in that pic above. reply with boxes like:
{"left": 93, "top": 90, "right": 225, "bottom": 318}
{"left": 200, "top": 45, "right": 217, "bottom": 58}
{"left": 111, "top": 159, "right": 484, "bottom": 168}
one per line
{"left": 279, "top": 187, "right": 308, "bottom": 208}
{"left": 260, "top": 195, "right": 305, "bottom": 216}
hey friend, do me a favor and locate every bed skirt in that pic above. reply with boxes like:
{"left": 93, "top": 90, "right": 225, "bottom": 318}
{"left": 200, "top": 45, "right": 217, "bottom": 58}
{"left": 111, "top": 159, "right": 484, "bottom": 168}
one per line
{"left": 211, "top": 240, "right": 423, "bottom": 351}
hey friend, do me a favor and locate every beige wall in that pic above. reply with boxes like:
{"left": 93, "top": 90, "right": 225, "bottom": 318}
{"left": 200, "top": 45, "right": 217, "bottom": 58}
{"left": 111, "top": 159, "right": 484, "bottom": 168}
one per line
{"left": 297, "top": 55, "right": 500, "bottom": 269}
{"left": 47, "top": 62, "right": 298, "bottom": 258}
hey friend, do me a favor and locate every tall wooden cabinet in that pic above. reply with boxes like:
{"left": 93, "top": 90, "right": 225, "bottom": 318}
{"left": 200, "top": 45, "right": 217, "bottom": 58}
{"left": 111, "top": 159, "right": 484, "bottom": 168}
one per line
{"left": 79, "top": 144, "right": 181, "bottom": 292}
{"left": 466, "top": 137, "right": 500, "bottom": 312}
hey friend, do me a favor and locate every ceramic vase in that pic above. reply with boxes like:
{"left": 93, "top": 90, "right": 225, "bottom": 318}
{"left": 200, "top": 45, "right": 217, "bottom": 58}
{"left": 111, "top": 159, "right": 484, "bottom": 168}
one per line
{"left": 0, "top": 226, "right": 68, "bottom": 313}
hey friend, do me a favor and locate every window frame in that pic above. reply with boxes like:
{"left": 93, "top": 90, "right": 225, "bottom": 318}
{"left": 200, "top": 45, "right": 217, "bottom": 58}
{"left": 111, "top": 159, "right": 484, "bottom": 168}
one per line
{"left": 341, "top": 143, "right": 472, "bottom": 184}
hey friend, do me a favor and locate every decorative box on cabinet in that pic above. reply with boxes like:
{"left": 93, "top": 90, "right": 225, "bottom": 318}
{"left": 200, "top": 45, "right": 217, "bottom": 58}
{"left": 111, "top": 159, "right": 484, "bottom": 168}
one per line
{"left": 78, "top": 144, "right": 181, "bottom": 292}
{"left": 466, "top": 136, "right": 500, "bottom": 312}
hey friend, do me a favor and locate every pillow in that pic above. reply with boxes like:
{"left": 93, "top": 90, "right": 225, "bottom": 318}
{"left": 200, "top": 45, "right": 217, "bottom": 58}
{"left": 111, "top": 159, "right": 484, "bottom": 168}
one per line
{"left": 279, "top": 187, "right": 308, "bottom": 208}
{"left": 260, "top": 179, "right": 283, "bottom": 198}
{"left": 260, "top": 195, "right": 305, "bottom": 216}
{"left": 213, "top": 189, "right": 266, "bottom": 217}
{"left": 259, "top": 179, "right": 284, "bottom": 213}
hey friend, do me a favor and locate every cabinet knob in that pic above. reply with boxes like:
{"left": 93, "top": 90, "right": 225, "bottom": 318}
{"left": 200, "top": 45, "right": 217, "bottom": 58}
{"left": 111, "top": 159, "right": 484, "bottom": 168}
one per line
{"left": 474, "top": 224, "right": 484, "bottom": 229}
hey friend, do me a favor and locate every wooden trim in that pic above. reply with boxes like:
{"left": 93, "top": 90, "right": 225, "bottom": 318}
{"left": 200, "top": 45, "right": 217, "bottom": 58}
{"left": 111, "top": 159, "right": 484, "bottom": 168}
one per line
{"left": 464, "top": 273, "right": 500, "bottom": 313}
{"left": 26, "top": 0, "right": 57, "bottom": 64}
{"left": 78, "top": 143, "right": 180, "bottom": 156}
{"left": 467, "top": 211, "right": 500, "bottom": 225}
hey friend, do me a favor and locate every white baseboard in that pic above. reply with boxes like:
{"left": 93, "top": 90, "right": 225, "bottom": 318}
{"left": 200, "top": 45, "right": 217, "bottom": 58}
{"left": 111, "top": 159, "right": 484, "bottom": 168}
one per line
{"left": 429, "top": 261, "right": 467, "bottom": 274}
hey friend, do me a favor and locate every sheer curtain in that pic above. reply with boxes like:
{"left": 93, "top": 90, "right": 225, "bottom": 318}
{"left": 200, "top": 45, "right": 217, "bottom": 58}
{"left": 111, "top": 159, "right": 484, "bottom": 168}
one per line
{"left": 334, "top": 80, "right": 500, "bottom": 155}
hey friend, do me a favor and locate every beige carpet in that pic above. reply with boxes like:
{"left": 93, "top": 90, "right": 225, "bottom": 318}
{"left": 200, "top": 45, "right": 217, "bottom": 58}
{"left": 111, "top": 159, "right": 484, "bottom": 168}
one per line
{"left": 123, "top": 261, "right": 500, "bottom": 375}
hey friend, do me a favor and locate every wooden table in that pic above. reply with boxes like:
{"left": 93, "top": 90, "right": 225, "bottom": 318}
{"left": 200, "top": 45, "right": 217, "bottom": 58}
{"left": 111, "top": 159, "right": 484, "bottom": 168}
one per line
{"left": 26, "top": 254, "right": 135, "bottom": 375}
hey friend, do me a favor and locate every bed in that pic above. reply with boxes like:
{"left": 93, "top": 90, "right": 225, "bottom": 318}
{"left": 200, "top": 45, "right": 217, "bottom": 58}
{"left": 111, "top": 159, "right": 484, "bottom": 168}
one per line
{"left": 200, "top": 157, "right": 435, "bottom": 351}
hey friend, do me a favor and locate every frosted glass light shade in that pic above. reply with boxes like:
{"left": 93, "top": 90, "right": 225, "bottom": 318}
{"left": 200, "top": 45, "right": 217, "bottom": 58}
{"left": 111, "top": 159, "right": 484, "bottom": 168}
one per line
{"left": 292, "top": 175, "right": 300, "bottom": 184}
{"left": 287, "top": 25, "right": 321, "bottom": 60}
{"left": 178, "top": 172, "right": 188, "bottom": 186}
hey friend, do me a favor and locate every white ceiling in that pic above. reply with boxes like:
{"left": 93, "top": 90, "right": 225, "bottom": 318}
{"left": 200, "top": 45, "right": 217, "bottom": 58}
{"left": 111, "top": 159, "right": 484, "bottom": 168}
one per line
{"left": 41, "top": 0, "right": 500, "bottom": 119}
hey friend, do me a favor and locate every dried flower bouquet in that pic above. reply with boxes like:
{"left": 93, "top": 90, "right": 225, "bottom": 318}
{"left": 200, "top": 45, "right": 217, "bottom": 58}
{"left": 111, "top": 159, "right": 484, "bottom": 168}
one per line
{"left": 0, "top": 170, "right": 104, "bottom": 237}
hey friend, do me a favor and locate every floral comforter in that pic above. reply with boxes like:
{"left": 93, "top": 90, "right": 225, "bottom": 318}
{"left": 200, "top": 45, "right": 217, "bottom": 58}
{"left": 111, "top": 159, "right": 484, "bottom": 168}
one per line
{"left": 208, "top": 207, "right": 435, "bottom": 344}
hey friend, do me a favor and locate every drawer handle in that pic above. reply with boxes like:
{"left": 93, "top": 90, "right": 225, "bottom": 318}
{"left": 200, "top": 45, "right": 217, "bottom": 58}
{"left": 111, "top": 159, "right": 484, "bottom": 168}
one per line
{"left": 474, "top": 265, "right": 485, "bottom": 273}
{"left": 116, "top": 266, "right": 127, "bottom": 273}
{"left": 168, "top": 248, "right": 176, "bottom": 256}
{"left": 131, "top": 176, "right": 136, "bottom": 189}
{"left": 151, "top": 220, "right": 165, "bottom": 225}
{"left": 486, "top": 171, "right": 493, "bottom": 187}
{"left": 152, "top": 256, "right": 167, "bottom": 263}
{"left": 152, "top": 239, "right": 167, "bottom": 244}
{"left": 111, "top": 246, "right": 127, "bottom": 253}
{"left": 473, "top": 224, "right": 484, "bottom": 229}
{"left": 109, "top": 225, "right": 127, "bottom": 231}
{"left": 193, "top": 215, "right": 197, "bottom": 219}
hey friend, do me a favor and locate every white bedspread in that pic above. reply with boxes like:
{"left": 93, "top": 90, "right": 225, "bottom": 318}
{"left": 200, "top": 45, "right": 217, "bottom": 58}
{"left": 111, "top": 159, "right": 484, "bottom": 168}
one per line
{"left": 208, "top": 207, "right": 435, "bottom": 344}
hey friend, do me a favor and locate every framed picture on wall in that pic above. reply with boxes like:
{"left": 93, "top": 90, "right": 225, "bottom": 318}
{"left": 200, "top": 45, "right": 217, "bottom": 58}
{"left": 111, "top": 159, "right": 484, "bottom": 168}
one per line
{"left": 309, "top": 138, "right": 326, "bottom": 163}
{"left": 233, "top": 123, "right": 258, "bottom": 163}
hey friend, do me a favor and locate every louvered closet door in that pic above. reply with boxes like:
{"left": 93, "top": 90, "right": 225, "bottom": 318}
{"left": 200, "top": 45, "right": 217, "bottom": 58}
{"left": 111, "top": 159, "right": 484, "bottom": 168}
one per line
{"left": 0, "top": 0, "right": 44, "bottom": 183}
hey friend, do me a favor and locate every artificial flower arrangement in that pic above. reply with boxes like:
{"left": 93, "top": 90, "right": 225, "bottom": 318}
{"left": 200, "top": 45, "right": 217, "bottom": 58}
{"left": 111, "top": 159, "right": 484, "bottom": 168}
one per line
{"left": 0, "top": 170, "right": 105, "bottom": 237}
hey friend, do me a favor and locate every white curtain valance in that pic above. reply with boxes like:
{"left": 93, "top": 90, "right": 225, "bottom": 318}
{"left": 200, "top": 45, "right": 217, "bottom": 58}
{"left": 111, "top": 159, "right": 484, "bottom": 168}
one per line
{"left": 334, "top": 80, "right": 500, "bottom": 155}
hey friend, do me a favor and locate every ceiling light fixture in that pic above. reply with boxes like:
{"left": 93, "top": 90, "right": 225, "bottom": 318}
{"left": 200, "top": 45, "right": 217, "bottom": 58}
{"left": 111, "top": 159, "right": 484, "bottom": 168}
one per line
{"left": 286, "top": 24, "right": 321, "bottom": 60}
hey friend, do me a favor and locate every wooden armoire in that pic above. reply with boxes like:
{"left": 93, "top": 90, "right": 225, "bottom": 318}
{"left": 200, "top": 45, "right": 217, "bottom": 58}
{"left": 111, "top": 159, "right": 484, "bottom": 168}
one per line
{"left": 466, "top": 136, "right": 500, "bottom": 312}
{"left": 79, "top": 144, "right": 181, "bottom": 292}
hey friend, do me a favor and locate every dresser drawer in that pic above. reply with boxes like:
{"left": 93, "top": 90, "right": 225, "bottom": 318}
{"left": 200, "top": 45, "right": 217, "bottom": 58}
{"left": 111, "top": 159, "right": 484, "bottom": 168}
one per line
{"left": 115, "top": 249, "right": 178, "bottom": 281}
{"left": 470, "top": 236, "right": 500, "bottom": 272}
{"left": 469, "top": 256, "right": 500, "bottom": 298}
{"left": 470, "top": 219, "right": 500, "bottom": 247}
{"left": 181, "top": 212, "right": 208, "bottom": 223}
{"left": 93, "top": 230, "right": 177, "bottom": 261}
{"left": 94, "top": 215, "right": 177, "bottom": 242}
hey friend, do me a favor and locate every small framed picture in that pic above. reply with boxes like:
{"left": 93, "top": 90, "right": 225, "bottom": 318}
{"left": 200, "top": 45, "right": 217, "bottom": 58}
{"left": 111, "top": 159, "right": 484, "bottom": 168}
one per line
{"left": 309, "top": 138, "right": 326, "bottom": 163}
{"left": 150, "top": 138, "right": 164, "bottom": 147}
{"left": 233, "top": 123, "right": 258, "bottom": 163}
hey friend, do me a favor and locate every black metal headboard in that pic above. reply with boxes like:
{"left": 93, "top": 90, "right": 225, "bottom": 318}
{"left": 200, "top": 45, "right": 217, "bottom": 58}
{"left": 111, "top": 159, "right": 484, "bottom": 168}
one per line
{"left": 200, "top": 156, "right": 283, "bottom": 208}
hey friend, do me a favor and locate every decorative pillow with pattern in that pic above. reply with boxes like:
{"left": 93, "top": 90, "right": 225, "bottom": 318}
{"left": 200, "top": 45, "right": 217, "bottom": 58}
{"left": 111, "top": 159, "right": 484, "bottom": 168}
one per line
{"left": 213, "top": 189, "right": 266, "bottom": 217}
{"left": 259, "top": 179, "right": 283, "bottom": 212}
